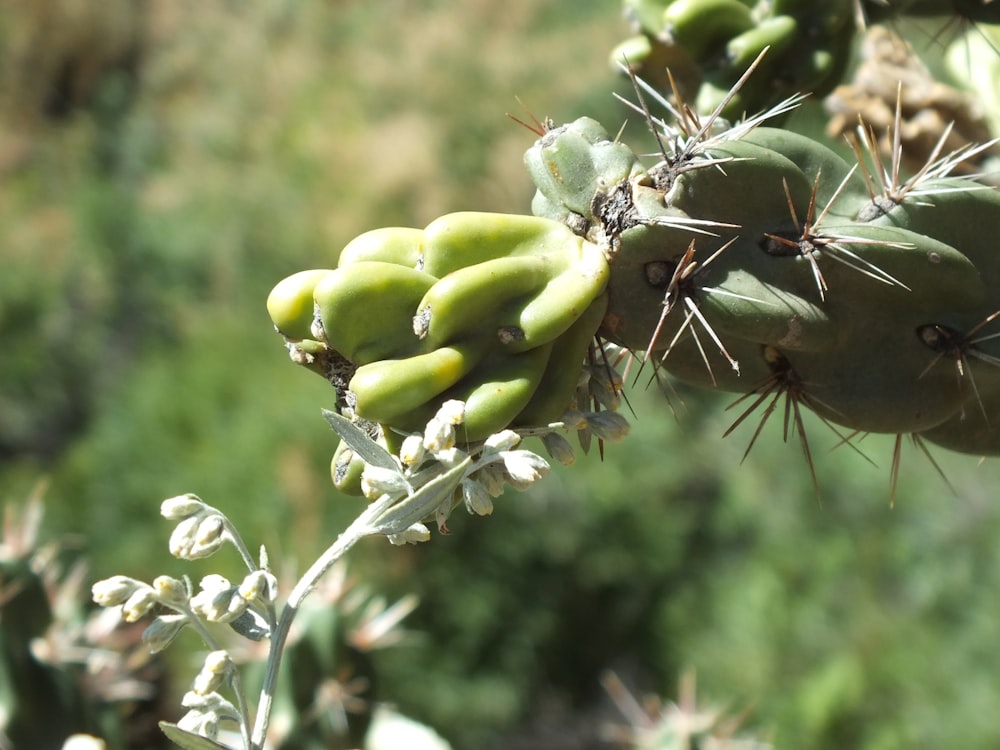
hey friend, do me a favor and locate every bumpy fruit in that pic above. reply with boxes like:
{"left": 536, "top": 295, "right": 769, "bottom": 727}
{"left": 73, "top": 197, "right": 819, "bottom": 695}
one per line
{"left": 267, "top": 269, "right": 334, "bottom": 340}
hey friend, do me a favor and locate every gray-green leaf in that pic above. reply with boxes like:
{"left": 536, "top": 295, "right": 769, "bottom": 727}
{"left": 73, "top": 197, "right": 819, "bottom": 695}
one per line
{"left": 321, "top": 409, "right": 397, "bottom": 469}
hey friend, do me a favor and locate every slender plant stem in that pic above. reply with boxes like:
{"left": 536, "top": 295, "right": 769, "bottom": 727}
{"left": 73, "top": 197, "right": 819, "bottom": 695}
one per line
{"left": 173, "top": 600, "right": 254, "bottom": 749}
{"left": 247, "top": 499, "right": 390, "bottom": 749}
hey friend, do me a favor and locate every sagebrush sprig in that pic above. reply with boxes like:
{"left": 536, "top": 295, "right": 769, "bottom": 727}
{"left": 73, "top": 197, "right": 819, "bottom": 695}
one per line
{"left": 92, "top": 391, "right": 631, "bottom": 750}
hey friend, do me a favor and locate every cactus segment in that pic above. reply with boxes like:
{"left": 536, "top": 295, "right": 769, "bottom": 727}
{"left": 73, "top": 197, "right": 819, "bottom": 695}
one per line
{"left": 421, "top": 212, "right": 584, "bottom": 277}
{"left": 313, "top": 262, "right": 436, "bottom": 365}
{"left": 662, "top": 0, "right": 756, "bottom": 63}
{"left": 267, "top": 269, "right": 335, "bottom": 340}
{"left": 523, "top": 45, "right": 1000, "bottom": 458}
{"left": 519, "top": 294, "right": 609, "bottom": 424}
{"left": 414, "top": 255, "right": 555, "bottom": 348}
{"left": 501, "top": 236, "right": 611, "bottom": 352}
{"left": 446, "top": 344, "right": 554, "bottom": 442}
{"left": 337, "top": 226, "right": 425, "bottom": 268}
{"left": 523, "top": 117, "right": 644, "bottom": 228}
{"left": 618, "top": 0, "right": 858, "bottom": 119}
{"left": 331, "top": 439, "right": 366, "bottom": 495}
{"left": 349, "top": 341, "right": 487, "bottom": 426}
{"left": 271, "top": 21, "right": 1000, "bottom": 480}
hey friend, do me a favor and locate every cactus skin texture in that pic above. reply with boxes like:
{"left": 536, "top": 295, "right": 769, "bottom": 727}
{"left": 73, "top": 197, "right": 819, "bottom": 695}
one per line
{"left": 522, "top": 90, "right": 1000, "bottom": 455}
{"left": 268, "top": 211, "right": 611, "bottom": 489}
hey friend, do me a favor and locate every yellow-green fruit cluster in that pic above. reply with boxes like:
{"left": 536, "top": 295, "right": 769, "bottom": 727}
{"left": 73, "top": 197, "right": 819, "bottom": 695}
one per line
{"left": 526, "top": 113, "right": 1000, "bottom": 455}
{"left": 267, "top": 212, "right": 611, "bottom": 488}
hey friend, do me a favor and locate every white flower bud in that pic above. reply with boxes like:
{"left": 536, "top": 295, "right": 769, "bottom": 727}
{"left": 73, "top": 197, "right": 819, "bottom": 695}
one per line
{"left": 211, "top": 591, "right": 248, "bottom": 623}
{"left": 152, "top": 575, "right": 189, "bottom": 609}
{"left": 196, "top": 574, "right": 232, "bottom": 596}
{"left": 196, "top": 515, "right": 226, "bottom": 546}
{"left": 541, "top": 432, "right": 576, "bottom": 466}
{"left": 399, "top": 434, "right": 426, "bottom": 467}
{"left": 501, "top": 450, "right": 550, "bottom": 487}
{"left": 170, "top": 515, "right": 227, "bottom": 560}
{"left": 160, "top": 494, "right": 207, "bottom": 521}
{"left": 387, "top": 522, "right": 431, "bottom": 545}
{"left": 181, "top": 689, "right": 238, "bottom": 717}
{"left": 190, "top": 575, "right": 233, "bottom": 621}
{"left": 422, "top": 416, "right": 456, "bottom": 453}
{"left": 361, "top": 465, "right": 410, "bottom": 500}
{"left": 141, "top": 614, "right": 187, "bottom": 653}
{"left": 122, "top": 587, "right": 157, "bottom": 622}
{"left": 191, "top": 575, "right": 247, "bottom": 623}
{"left": 436, "top": 399, "right": 466, "bottom": 425}
{"left": 431, "top": 446, "right": 462, "bottom": 466}
{"left": 168, "top": 516, "right": 199, "bottom": 558}
{"left": 238, "top": 569, "right": 277, "bottom": 605}
{"left": 92, "top": 576, "right": 143, "bottom": 607}
{"left": 484, "top": 429, "right": 521, "bottom": 452}
{"left": 461, "top": 479, "right": 494, "bottom": 516}
{"left": 192, "top": 650, "right": 232, "bottom": 696}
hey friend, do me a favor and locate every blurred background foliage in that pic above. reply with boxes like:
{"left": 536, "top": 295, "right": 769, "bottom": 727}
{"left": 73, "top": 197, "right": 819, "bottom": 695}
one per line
{"left": 3, "top": 1, "right": 1000, "bottom": 748}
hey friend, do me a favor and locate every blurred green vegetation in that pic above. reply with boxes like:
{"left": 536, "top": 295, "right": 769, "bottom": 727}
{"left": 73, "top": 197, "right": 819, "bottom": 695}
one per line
{"left": 4, "top": 2, "right": 1000, "bottom": 749}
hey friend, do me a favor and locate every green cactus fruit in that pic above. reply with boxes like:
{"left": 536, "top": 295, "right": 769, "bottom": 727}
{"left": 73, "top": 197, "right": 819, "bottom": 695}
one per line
{"left": 723, "top": 15, "right": 799, "bottom": 75}
{"left": 420, "top": 212, "right": 583, "bottom": 278}
{"left": 623, "top": 0, "right": 673, "bottom": 31}
{"left": 267, "top": 269, "right": 335, "bottom": 340}
{"left": 337, "top": 226, "right": 424, "bottom": 268}
{"left": 414, "top": 255, "right": 555, "bottom": 348}
{"left": 499, "top": 234, "right": 611, "bottom": 352}
{"left": 519, "top": 294, "right": 609, "bottom": 424}
{"left": 331, "top": 439, "right": 366, "bottom": 495}
{"left": 661, "top": 0, "right": 756, "bottom": 62}
{"left": 349, "top": 340, "right": 487, "bottom": 426}
{"left": 447, "top": 343, "right": 553, "bottom": 442}
{"left": 313, "top": 261, "right": 436, "bottom": 365}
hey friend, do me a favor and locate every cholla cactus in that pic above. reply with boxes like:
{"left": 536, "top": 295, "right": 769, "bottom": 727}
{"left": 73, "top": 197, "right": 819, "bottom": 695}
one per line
{"left": 0, "top": 491, "right": 166, "bottom": 750}
{"left": 613, "top": 0, "right": 1000, "bottom": 120}
{"left": 602, "top": 671, "right": 772, "bottom": 750}
{"left": 266, "top": 6, "right": 1000, "bottom": 501}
